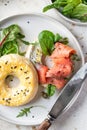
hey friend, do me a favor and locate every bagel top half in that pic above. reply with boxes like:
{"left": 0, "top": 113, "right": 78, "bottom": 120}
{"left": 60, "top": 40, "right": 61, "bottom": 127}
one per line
{"left": 0, "top": 54, "right": 38, "bottom": 106}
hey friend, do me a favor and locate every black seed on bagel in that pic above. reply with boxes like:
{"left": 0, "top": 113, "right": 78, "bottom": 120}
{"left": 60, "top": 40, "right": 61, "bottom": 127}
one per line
{"left": 24, "top": 71, "right": 28, "bottom": 74}
{"left": 5, "top": 61, "right": 8, "bottom": 64}
{"left": 8, "top": 98, "right": 11, "bottom": 100}
{"left": 14, "top": 66, "right": 17, "bottom": 69}
{"left": 25, "top": 77, "right": 30, "bottom": 79}
{"left": 20, "top": 68, "right": 23, "bottom": 71}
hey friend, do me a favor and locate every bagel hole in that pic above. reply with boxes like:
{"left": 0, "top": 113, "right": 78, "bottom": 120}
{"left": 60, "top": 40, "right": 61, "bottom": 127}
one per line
{"left": 5, "top": 75, "right": 20, "bottom": 88}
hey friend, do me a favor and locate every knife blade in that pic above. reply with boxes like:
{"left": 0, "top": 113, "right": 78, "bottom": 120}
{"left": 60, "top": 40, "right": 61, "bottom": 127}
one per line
{"left": 37, "top": 63, "right": 87, "bottom": 130}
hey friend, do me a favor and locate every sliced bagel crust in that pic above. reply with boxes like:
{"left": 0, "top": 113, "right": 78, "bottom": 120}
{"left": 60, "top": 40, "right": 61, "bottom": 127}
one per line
{"left": 0, "top": 54, "right": 38, "bottom": 106}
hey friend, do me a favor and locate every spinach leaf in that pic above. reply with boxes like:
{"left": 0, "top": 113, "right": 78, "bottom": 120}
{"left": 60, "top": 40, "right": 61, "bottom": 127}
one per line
{"left": 43, "top": 0, "right": 67, "bottom": 12}
{"left": 15, "top": 33, "right": 25, "bottom": 39}
{"left": 43, "top": 0, "right": 87, "bottom": 22}
{"left": 0, "top": 31, "right": 10, "bottom": 46}
{"left": 54, "top": 33, "right": 68, "bottom": 44}
{"left": 0, "top": 24, "right": 31, "bottom": 57}
{"left": 82, "top": 0, "right": 87, "bottom": 4}
{"left": 1, "top": 24, "right": 29, "bottom": 45}
{"left": 54, "top": 33, "right": 62, "bottom": 42}
{"left": 38, "top": 30, "right": 55, "bottom": 55}
{"left": 43, "top": 3, "right": 55, "bottom": 12}
{"left": 46, "top": 84, "right": 56, "bottom": 97}
{"left": 20, "top": 40, "right": 39, "bottom": 45}
{"left": 62, "top": 0, "right": 82, "bottom": 16}
{"left": 59, "top": 37, "right": 69, "bottom": 44}
{"left": 20, "top": 39, "right": 30, "bottom": 45}
{"left": 42, "top": 84, "right": 56, "bottom": 98}
{"left": 1, "top": 40, "right": 19, "bottom": 56}
{"left": 71, "top": 3, "right": 87, "bottom": 22}
{"left": 2, "top": 24, "right": 22, "bottom": 42}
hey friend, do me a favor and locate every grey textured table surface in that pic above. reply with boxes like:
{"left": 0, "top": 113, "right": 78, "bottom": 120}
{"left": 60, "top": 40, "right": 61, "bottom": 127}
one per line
{"left": 0, "top": 0, "right": 87, "bottom": 130}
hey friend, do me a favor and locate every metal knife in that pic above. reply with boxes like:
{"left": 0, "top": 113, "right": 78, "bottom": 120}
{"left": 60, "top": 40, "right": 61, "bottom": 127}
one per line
{"left": 37, "top": 63, "right": 87, "bottom": 130}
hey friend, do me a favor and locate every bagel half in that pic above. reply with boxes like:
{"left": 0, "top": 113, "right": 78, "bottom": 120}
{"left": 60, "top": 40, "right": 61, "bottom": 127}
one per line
{"left": 0, "top": 54, "right": 38, "bottom": 106}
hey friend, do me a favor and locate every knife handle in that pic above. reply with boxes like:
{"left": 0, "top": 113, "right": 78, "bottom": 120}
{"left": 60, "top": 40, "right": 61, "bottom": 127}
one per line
{"left": 37, "top": 119, "right": 51, "bottom": 130}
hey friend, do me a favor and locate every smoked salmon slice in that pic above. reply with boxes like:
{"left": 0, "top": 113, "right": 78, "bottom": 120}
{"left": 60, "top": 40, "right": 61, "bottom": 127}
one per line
{"left": 46, "top": 63, "right": 72, "bottom": 79}
{"left": 35, "top": 63, "right": 48, "bottom": 84}
{"left": 35, "top": 42, "right": 76, "bottom": 89}
{"left": 47, "top": 78, "right": 66, "bottom": 89}
{"left": 45, "top": 43, "right": 76, "bottom": 89}
{"left": 46, "top": 57, "right": 73, "bottom": 79}
{"left": 51, "top": 42, "right": 76, "bottom": 58}
{"left": 52, "top": 57, "right": 73, "bottom": 65}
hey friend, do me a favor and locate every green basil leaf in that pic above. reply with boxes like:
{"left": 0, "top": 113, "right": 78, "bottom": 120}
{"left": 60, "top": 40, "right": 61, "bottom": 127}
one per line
{"left": 38, "top": 30, "right": 55, "bottom": 55}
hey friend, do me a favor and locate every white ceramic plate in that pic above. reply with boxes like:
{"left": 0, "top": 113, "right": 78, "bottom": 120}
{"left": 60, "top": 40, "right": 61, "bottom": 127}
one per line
{"left": 0, "top": 14, "right": 84, "bottom": 126}
{"left": 45, "top": 0, "right": 87, "bottom": 26}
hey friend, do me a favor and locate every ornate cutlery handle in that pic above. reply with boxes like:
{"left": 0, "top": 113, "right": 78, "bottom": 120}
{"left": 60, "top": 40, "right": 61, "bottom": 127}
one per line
{"left": 37, "top": 119, "right": 51, "bottom": 130}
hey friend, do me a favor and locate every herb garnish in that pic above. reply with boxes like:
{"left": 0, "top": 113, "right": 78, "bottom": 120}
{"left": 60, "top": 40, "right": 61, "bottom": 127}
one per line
{"left": 16, "top": 106, "right": 33, "bottom": 117}
{"left": 0, "top": 24, "right": 30, "bottom": 56}
{"left": 16, "top": 105, "right": 46, "bottom": 118}
{"left": 0, "top": 25, "right": 69, "bottom": 57}
{"left": 71, "top": 54, "right": 81, "bottom": 61}
{"left": 43, "top": 0, "right": 87, "bottom": 22}
{"left": 38, "top": 30, "right": 69, "bottom": 56}
{"left": 42, "top": 84, "right": 56, "bottom": 99}
{"left": 38, "top": 30, "right": 55, "bottom": 55}
{"left": 1, "top": 40, "right": 19, "bottom": 55}
{"left": 54, "top": 33, "right": 68, "bottom": 44}
{"left": 0, "top": 31, "right": 10, "bottom": 46}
